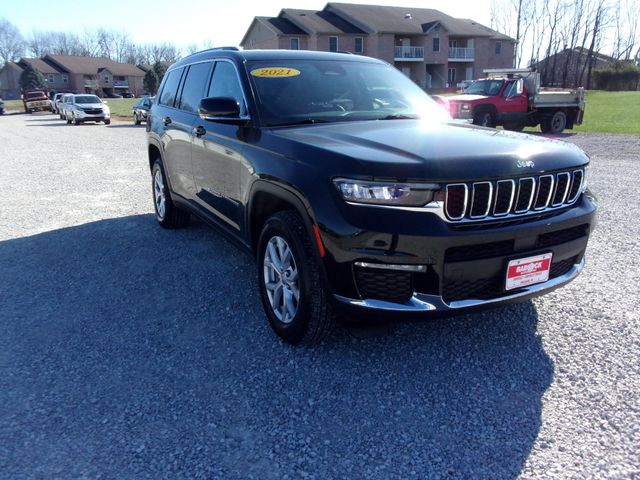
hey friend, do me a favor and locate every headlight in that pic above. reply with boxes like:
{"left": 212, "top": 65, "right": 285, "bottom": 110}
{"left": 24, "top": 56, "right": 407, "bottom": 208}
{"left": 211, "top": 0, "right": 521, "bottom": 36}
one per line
{"left": 460, "top": 103, "right": 471, "bottom": 111}
{"left": 582, "top": 165, "right": 590, "bottom": 192}
{"left": 333, "top": 178, "right": 438, "bottom": 206}
{"left": 103, "top": 105, "right": 110, "bottom": 114}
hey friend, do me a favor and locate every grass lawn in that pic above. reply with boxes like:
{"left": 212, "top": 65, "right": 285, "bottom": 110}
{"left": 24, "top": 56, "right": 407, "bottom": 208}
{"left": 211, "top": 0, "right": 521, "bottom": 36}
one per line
{"left": 572, "top": 90, "right": 640, "bottom": 134}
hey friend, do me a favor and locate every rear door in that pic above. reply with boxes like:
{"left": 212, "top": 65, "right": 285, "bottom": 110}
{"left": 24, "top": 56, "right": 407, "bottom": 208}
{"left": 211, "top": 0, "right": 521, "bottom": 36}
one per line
{"left": 155, "top": 66, "right": 195, "bottom": 198}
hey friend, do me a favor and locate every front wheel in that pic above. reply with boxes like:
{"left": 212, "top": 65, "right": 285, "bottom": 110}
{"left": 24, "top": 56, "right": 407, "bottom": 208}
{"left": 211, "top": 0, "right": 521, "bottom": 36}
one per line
{"left": 134, "top": 113, "right": 141, "bottom": 125}
{"left": 151, "top": 160, "right": 189, "bottom": 229}
{"left": 104, "top": 119, "right": 111, "bottom": 125}
{"left": 258, "top": 211, "right": 335, "bottom": 345}
{"left": 473, "top": 110, "right": 495, "bottom": 128}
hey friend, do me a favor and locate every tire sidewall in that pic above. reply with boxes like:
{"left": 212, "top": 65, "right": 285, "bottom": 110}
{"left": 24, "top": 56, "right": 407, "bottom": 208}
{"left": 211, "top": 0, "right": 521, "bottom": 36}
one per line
{"left": 550, "top": 111, "right": 566, "bottom": 134}
{"left": 257, "top": 217, "right": 314, "bottom": 344}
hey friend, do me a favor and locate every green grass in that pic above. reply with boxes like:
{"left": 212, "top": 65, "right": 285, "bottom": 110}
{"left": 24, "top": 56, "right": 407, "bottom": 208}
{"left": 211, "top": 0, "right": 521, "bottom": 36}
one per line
{"left": 572, "top": 90, "right": 640, "bottom": 134}
{"left": 103, "top": 98, "right": 138, "bottom": 118}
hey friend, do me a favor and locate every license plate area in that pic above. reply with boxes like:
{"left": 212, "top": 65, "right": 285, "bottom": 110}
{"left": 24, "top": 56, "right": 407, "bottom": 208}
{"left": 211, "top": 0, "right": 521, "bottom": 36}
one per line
{"left": 505, "top": 252, "right": 552, "bottom": 291}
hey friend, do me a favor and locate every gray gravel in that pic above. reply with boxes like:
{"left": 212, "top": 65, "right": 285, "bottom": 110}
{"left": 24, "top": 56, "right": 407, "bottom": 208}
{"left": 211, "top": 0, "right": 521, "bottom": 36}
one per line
{"left": 1, "top": 113, "right": 639, "bottom": 479}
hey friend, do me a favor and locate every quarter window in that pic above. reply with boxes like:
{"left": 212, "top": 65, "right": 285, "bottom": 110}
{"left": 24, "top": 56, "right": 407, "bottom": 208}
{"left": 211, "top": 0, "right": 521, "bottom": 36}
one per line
{"left": 207, "top": 62, "right": 245, "bottom": 115}
{"left": 329, "top": 37, "right": 338, "bottom": 52}
{"left": 159, "top": 68, "right": 184, "bottom": 107}
{"left": 178, "top": 62, "right": 212, "bottom": 113}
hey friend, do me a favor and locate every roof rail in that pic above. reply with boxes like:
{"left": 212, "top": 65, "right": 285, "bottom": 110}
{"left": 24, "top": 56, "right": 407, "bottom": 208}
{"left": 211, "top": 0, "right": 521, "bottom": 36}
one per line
{"left": 206, "top": 46, "right": 240, "bottom": 52}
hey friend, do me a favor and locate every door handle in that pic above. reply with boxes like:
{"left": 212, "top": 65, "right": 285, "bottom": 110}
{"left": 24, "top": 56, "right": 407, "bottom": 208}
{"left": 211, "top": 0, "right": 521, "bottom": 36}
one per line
{"left": 193, "top": 126, "right": 206, "bottom": 137}
{"left": 163, "top": 116, "right": 172, "bottom": 126}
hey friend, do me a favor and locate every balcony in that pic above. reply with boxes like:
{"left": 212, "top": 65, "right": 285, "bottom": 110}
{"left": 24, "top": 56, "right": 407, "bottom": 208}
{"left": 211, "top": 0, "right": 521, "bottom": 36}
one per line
{"left": 394, "top": 46, "right": 424, "bottom": 61}
{"left": 449, "top": 47, "right": 475, "bottom": 61}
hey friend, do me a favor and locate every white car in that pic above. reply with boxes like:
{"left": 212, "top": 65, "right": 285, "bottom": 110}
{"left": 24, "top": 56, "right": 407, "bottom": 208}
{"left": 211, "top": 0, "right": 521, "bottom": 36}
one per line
{"left": 59, "top": 93, "right": 74, "bottom": 120}
{"left": 64, "top": 94, "right": 111, "bottom": 125}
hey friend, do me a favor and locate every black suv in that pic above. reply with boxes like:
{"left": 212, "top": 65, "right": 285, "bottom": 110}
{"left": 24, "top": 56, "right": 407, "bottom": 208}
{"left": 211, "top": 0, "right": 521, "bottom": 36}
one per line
{"left": 147, "top": 48, "right": 597, "bottom": 344}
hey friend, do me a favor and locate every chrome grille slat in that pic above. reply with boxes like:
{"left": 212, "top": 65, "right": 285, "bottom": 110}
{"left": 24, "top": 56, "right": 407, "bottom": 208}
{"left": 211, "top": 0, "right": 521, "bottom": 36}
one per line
{"left": 443, "top": 169, "right": 585, "bottom": 222}
{"left": 470, "top": 182, "right": 493, "bottom": 219}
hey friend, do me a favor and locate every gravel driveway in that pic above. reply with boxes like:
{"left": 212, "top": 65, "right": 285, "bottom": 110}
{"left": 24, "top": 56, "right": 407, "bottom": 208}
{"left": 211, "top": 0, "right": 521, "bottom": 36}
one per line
{"left": 1, "top": 113, "right": 638, "bottom": 479}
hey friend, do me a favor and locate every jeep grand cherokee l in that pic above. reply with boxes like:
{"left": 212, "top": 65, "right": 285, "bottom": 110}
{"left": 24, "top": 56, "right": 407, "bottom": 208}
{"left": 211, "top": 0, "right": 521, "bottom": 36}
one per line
{"left": 147, "top": 49, "right": 597, "bottom": 345}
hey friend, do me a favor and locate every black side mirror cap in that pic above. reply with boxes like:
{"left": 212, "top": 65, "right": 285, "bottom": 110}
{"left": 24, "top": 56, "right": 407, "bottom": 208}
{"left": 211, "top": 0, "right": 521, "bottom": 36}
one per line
{"left": 199, "top": 97, "right": 242, "bottom": 120}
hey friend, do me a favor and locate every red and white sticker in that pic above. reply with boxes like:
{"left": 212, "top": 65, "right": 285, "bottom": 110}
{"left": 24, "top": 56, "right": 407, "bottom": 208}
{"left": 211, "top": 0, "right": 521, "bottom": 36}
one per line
{"left": 505, "top": 253, "right": 553, "bottom": 291}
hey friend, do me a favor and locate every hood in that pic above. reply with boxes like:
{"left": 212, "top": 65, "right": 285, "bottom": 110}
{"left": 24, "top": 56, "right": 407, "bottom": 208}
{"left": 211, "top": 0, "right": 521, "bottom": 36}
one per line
{"left": 446, "top": 94, "right": 488, "bottom": 103}
{"left": 267, "top": 120, "right": 588, "bottom": 182}
{"left": 77, "top": 102, "right": 105, "bottom": 108}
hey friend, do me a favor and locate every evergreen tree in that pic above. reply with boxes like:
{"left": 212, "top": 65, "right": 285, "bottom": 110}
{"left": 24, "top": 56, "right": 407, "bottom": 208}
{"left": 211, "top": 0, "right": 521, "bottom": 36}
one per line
{"left": 19, "top": 64, "right": 46, "bottom": 91}
{"left": 152, "top": 61, "right": 167, "bottom": 84}
{"left": 143, "top": 68, "right": 158, "bottom": 95}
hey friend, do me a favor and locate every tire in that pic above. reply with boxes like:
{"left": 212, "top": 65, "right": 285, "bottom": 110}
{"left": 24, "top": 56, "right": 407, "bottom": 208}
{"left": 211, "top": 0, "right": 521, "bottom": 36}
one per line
{"left": 151, "top": 160, "right": 189, "bottom": 229}
{"left": 73, "top": 116, "right": 80, "bottom": 125}
{"left": 66, "top": 118, "right": 72, "bottom": 124}
{"left": 257, "top": 211, "right": 335, "bottom": 345}
{"left": 473, "top": 110, "right": 495, "bottom": 128}
{"left": 549, "top": 111, "right": 567, "bottom": 134}
{"left": 134, "top": 113, "right": 140, "bottom": 125}
{"left": 60, "top": 113, "right": 65, "bottom": 120}
{"left": 104, "top": 119, "right": 111, "bottom": 125}
{"left": 26, "top": 108, "right": 32, "bottom": 114}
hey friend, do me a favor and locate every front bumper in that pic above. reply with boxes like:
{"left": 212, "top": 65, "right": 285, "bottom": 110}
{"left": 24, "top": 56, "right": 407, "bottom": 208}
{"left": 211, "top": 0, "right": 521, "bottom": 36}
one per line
{"left": 320, "top": 192, "right": 597, "bottom": 319}
{"left": 75, "top": 110, "right": 110, "bottom": 121}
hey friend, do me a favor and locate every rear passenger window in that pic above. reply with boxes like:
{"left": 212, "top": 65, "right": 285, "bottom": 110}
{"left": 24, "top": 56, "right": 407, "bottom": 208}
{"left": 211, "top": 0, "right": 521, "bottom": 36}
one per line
{"left": 179, "top": 62, "right": 212, "bottom": 113}
{"left": 159, "top": 68, "right": 183, "bottom": 107}
{"left": 207, "top": 62, "right": 245, "bottom": 114}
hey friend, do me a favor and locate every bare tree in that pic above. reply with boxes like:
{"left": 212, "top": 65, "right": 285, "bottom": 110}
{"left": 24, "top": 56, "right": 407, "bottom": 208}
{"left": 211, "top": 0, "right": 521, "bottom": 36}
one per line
{"left": 0, "top": 18, "right": 26, "bottom": 66}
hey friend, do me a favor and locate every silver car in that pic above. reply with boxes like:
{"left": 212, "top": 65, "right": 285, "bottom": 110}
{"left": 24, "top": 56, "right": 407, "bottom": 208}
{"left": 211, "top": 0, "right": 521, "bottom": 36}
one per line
{"left": 64, "top": 94, "right": 111, "bottom": 125}
{"left": 59, "top": 94, "right": 74, "bottom": 120}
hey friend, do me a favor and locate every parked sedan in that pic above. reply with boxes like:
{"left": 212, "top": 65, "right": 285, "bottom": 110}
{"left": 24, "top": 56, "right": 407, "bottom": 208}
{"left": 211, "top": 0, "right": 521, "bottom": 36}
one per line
{"left": 59, "top": 93, "right": 74, "bottom": 120}
{"left": 132, "top": 96, "right": 154, "bottom": 125}
{"left": 65, "top": 94, "right": 111, "bottom": 125}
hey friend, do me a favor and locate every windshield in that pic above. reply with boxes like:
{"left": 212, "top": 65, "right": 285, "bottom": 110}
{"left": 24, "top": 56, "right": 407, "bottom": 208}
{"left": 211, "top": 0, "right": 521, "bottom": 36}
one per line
{"left": 246, "top": 59, "right": 448, "bottom": 126}
{"left": 464, "top": 80, "right": 505, "bottom": 96}
{"left": 75, "top": 95, "right": 101, "bottom": 104}
{"left": 26, "top": 92, "right": 45, "bottom": 99}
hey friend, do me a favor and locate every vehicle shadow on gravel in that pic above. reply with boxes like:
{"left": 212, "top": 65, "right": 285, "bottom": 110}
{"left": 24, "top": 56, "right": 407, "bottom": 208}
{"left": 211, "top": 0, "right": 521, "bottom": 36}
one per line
{"left": 0, "top": 215, "right": 553, "bottom": 479}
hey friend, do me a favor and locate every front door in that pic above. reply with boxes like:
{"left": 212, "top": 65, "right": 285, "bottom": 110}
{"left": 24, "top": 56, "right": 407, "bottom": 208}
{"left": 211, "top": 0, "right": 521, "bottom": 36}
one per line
{"left": 191, "top": 60, "right": 248, "bottom": 231}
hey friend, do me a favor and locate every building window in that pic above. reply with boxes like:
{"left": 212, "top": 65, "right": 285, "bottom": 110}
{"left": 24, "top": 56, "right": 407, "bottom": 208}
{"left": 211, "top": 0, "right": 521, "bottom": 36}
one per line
{"left": 47, "top": 74, "right": 54, "bottom": 83}
{"left": 104, "top": 75, "right": 110, "bottom": 83}
{"left": 290, "top": 37, "right": 299, "bottom": 50}
{"left": 354, "top": 37, "right": 363, "bottom": 53}
{"left": 448, "top": 68, "right": 456, "bottom": 86}
{"left": 495, "top": 41, "right": 502, "bottom": 55}
{"left": 329, "top": 36, "right": 338, "bottom": 52}
{"left": 432, "top": 37, "right": 440, "bottom": 52}
{"left": 62, "top": 74, "right": 68, "bottom": 84}
{"left": 449, "top": 39, "right": 458, "bottom": 48}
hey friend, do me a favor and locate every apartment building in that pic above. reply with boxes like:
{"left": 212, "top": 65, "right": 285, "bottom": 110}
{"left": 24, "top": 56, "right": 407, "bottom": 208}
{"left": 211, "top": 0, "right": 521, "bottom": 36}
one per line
{"left": 0, "top": 55, "right": 145, "bottom": 99}
{"left": 241, "top": 2, "right": 515, "bottom": 89}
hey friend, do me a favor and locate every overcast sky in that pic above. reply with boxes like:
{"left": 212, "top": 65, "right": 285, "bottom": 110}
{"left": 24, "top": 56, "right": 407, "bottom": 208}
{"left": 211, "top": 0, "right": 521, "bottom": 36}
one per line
{"left": 4, "top": 0, "right": 495, "bottom": 49}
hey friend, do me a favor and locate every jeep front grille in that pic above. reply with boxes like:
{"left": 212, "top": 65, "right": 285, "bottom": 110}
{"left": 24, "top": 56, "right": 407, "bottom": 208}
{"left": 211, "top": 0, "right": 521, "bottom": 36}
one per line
{"left": 444, "top": 169, "right": 584, "bottom": 222}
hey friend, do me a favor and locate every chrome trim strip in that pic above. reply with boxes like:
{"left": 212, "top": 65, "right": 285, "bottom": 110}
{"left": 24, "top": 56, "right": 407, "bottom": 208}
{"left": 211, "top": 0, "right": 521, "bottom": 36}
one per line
{"left": 534, "top": 174, "right": 555, "bottom": 211}
{"left": 551, "top": 172, "right": 571, "bottom": 206}
{"left": 445, "top": 183, "right": 468, "bottom": 220}
{"left": 514, "top": 177, "right": 536, "bottom": 213}
{"left": 469, "top": 181, "right": 493, "bottom": 219}
{"left": 566, "top": 169, "right": 584, "bottom": 204}
{"left": 493, "top": 179, "right": 515, "bottom": 217}
{"left": 354, "top": 262, "right": 427, "bottom": 273}
{"left": 334, "top": 258, "right": 584, "bottom": 313}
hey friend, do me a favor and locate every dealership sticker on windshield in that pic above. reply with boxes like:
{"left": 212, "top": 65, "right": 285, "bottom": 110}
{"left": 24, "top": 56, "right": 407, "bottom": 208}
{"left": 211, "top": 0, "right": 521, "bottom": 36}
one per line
{"left": 505, "top": 252, "right": 553, "bottom": 291}
{"left": 251, "top": 67, "right": 301, "bottom": 78}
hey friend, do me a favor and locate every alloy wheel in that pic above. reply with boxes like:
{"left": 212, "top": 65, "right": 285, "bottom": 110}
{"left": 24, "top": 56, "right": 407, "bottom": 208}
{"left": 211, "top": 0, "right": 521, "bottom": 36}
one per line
{"left": 154, "top": 168, "right": 166, "bottom": 219}
{"left": 263, "top": 236, "right": 300, "bottom": 324}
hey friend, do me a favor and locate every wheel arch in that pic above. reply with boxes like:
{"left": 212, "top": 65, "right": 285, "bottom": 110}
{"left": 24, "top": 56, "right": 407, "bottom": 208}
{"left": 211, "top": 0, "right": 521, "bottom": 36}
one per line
{"left": 247, "top": 180, "right": 320, "bottom": 260}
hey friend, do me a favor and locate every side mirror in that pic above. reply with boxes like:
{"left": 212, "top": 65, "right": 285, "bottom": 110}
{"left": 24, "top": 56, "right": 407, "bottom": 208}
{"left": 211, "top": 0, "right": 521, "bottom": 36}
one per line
{"left": 199, "top": 97, "right": 247, "bottom": 123}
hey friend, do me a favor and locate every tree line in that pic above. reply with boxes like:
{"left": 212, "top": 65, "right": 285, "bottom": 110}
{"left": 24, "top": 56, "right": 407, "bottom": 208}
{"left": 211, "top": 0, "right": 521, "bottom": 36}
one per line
{"left": 0, "top": 18, "right": 213, "bottom": 67}
{"left": 490, "top": 0, "right": 639, "bottom": 88}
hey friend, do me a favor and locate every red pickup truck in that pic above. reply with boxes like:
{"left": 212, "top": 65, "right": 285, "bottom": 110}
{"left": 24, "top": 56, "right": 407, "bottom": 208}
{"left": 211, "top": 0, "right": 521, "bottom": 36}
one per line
{"left": 23, "top": 90, "right": 52, "bottom": 114}
{"left": 444, "top": 69, "right": 585, "bottom": 134}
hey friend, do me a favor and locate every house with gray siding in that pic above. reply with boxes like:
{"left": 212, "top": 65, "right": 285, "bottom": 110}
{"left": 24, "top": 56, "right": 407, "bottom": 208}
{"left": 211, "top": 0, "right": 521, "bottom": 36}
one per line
{"left": 241, "top": 2, "right": 515, "bottom": 89}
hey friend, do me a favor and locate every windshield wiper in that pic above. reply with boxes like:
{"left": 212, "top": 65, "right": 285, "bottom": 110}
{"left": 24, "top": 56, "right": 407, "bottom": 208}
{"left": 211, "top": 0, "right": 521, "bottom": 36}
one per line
{"left": 268, "top": 118, "right": 332, "bottom": 127}
{"left": 379, "top": 114, "right": 419, "bottom": 120}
